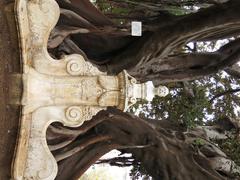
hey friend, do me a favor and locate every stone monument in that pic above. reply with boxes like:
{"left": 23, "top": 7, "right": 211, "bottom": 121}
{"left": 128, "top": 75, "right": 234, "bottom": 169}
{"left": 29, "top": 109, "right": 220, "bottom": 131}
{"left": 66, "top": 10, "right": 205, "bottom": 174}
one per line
{"left": 12, "top": 0, "right": 169, "bottom": 179}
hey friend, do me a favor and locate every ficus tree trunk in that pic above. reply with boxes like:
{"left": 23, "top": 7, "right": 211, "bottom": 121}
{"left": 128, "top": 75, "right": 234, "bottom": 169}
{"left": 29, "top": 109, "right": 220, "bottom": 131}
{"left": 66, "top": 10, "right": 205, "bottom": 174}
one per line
{"left": 47, "top": 108, "right": 240, "bottom": 180}
{"left": 46, "top": 0, "right": 240, "bottom": 179}
{"left": 49, "top": 0, "right": 240, "bottom": 85}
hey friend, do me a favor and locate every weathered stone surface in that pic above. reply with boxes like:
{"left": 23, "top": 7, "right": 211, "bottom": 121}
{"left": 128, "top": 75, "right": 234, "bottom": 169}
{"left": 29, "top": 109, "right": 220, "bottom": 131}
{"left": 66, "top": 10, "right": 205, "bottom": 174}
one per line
{"left": 12, "top": 0, "right": 169, "bottom": 179}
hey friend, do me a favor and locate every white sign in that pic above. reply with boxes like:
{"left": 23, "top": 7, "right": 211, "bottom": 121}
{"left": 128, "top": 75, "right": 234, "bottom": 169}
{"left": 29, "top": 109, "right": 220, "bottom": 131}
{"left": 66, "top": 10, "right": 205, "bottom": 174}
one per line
{"left": 131, "top": 21, "right": 142, "bottom": 36}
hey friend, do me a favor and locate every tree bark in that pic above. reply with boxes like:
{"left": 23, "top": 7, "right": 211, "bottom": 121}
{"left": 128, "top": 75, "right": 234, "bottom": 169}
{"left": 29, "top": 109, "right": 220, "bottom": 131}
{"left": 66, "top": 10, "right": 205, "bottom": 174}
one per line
{"left": 50, "top": 0, "right": 240, "bottom": 83}
{"left": 49, "top": 108, "right": 239, "bottom": 180}
{"left": 225, "top": 63, "right": 240, "bottom": 79}
{"left": 106, "top": 0, "right": 240, "bottom": 70}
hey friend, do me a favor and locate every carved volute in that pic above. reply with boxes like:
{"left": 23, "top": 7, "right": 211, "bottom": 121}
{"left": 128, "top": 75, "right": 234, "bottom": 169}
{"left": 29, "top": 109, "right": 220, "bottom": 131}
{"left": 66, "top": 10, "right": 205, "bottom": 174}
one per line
{"left": 12, "top": 0, "right": 169, "bottom": 179}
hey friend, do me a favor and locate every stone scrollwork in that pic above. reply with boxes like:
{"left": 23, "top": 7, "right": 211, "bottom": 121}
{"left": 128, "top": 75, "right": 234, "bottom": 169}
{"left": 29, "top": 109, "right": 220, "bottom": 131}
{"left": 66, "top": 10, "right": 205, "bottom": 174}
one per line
{"left": 64, "top": 106, "right": 104, "bottom": 127}
{"left": 13, "top": 0, "right": 109, "bottom": 179}
{"left": 13, "top": 0, "right": 125, "bottom": 179}
{"left": 66, "top": 55, "right": 105, "bottom": 76}
{"left": 13, "top": 0, "right": 169, "bottom": 179}
{"left": 65, "top": 106, "right": 82, "bottom": 123}
{"left": 67, "top": 59, "right": 84, "bottom": 76}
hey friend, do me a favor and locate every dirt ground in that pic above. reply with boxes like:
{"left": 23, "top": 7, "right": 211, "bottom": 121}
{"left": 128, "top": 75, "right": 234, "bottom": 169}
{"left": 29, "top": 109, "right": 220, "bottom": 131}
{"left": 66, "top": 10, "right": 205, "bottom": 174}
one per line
{"left": 0, "top": 1, "right": 21, "bottom": 179}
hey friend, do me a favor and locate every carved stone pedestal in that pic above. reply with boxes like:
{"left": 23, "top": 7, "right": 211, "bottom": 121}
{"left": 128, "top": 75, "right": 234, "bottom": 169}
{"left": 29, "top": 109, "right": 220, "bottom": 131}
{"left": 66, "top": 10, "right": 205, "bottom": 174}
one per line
{"left": 12, "top": 0, "right": 130, "bottom": 179}
{"left": 12, "top": 0, "right": 169, "bottom": 179}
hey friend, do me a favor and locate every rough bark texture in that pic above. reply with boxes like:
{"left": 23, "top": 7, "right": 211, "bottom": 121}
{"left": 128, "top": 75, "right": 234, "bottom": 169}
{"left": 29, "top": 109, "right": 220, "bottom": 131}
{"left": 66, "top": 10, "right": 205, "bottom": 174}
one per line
{"left": 105, "top": 0, "right": 240, "bottom": 83}
{"left": 50, "top": 0, "right": 240, "bottom": 85}
{"left": 226, "top": 63, "right": 240, "bottom": 79}
{"left": 45, "top": 1, "right": 240, "bottom": 179}
{"left": 47, "top": 108, "right": 239, "bottom": 180}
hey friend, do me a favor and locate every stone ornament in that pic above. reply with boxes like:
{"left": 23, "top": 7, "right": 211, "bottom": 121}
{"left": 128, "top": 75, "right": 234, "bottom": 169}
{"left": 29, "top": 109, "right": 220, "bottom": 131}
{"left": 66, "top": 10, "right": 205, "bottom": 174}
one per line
{"left": 12, "top": 0, "right": 169, "bottom": 179}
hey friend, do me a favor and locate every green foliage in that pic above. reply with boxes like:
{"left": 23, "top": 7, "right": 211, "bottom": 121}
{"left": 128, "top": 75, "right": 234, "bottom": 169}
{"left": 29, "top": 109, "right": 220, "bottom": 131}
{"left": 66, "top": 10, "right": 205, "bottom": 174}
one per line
{"left": 192, "top": 138, "right": 205, "bottom": 147}
{"left": 131, "top": 70, "right": 240, "bottom": 129}
{"left": 127, "top": 35, "right": 240, "bottom": 180}
{"left": 93, "top": 0, "right": 207, "bottom": 26}
{"left": 95, "top": 0, "right": 130, "bottom": 15}
{"left": 130, "top": 39, "right": 240, "bottom": 129}
{"left": 130, "top": 163, "right": 151, "bottom": 180}
{"left": 131, "top": 82, "right": 211, "bottom": 128}
{"left": 162, "top": 5, "right": 195, "bottom": 15}
{"left": 217, "top": 136, "right": 240, "bottom": 167}
{"left": 199, "top": 73, "right": 240, "bottom": 120}
{"left": 90, "top": 1, "right": 240, "bottom": 178}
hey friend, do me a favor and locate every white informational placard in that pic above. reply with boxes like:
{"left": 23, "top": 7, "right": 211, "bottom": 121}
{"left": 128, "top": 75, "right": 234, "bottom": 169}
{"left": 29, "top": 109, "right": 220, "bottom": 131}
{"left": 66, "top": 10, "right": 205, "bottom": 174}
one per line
{"left": 131, "top": 21, "right": 142, "bottom": 36}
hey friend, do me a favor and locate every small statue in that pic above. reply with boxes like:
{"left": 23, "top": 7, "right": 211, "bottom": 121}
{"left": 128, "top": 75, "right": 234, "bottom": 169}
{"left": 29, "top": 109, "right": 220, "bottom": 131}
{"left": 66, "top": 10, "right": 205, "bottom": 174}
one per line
{"left": 123, "top": 74, "right": 169, "bottom": 110}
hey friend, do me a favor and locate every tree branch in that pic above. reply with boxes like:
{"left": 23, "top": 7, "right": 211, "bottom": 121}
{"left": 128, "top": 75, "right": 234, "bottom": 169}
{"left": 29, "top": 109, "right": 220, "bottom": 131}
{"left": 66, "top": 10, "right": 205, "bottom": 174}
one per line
{"left": 210, "top": 88, "right": 240, "bottom": 103}
{"left": 225, "top": 63, "right": 240, "bottom": 79}
{"left": 53, "top": 108, "right": 240, "bottom": 179}
{"left": 54, "top": 135, "right": 111, "bottom": 162}
{"left": 96, "top": 156, "right": 136, "bottom": 167}
{"left": 107, "top": 0, "right": 240, "bottom": 74}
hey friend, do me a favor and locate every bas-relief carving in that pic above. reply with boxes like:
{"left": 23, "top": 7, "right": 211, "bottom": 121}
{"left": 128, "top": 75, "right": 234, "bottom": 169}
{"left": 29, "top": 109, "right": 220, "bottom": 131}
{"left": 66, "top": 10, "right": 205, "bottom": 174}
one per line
{"left": 13, "top": 0, "right": 123, "bottom": 179}
{"left": 13, "top": 0, "right": 169, "bottom": 179}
